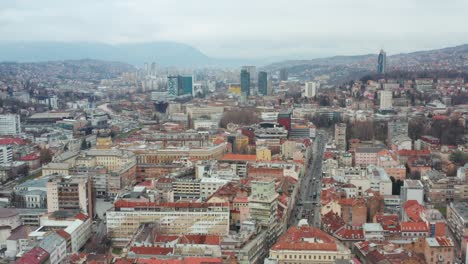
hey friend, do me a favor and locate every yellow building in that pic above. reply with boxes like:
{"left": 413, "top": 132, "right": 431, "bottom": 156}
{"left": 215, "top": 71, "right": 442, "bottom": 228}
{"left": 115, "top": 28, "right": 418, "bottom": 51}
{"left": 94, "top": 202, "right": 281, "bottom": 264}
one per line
{"left": 234, "top": 135, "right": 249, "bottom": 154}
{"left": 256, "top": 147, "right": 272, "bottom": 161}
{"left": 96, "top": 136, "right": 113, "bottom": 149}
{"left": 228, "top": 84, "right": 241, "bottom": 95}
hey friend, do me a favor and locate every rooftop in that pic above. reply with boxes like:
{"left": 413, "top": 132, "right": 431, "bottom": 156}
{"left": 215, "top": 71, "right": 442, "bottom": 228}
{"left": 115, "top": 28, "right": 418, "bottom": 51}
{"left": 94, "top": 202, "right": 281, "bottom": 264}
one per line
{"left": 271, "top": 225, "right": 343, "bottom": 252}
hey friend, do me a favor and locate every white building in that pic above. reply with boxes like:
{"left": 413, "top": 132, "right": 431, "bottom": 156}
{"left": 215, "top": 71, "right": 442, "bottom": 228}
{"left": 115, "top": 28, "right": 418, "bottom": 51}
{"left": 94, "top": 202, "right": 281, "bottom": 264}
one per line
{"left": 200, "top": 177, "right": 228, "bottom": 199}
{"left": 400, "top": 179, "right": 424, "bottom": 205}
{"left": 363, "top": 223, "right": 385, "bottom": 241}
{"left": 0, "top": 209, "right": 21, "bottom": 248}
{"left": 0, "top": 115, "right": 21, "bottom": 136}
{"left": 303, "top": 81, "right": 318, "bottom": 98}
{"left": 367, "top": 165, "right": 392, "bottom": 195}
{"left": 29, "top": 213, "right": 91, "bottom": 253}
{"left": 379, "top": 90, "right": 393, "bottom": 110}
{"left": 107, "top": 200, "right": 230, "bottom": 247}
{"left": 0, "top": 145, "right": 13, "bottom": 166}
{"left": 38, "top": 232, "right": 67, "bottom": 264}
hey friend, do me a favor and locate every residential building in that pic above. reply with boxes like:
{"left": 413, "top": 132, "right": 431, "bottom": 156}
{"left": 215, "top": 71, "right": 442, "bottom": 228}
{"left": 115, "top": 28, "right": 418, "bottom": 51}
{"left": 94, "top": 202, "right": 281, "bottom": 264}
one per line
{"left": 0, "top": 209, "right": 21, "bottom": 248}
{"left": 447, "top": 202, "right": 468, "bottom": 259}
{"left": 106, "top": 200, "right": 230, "bottom": 247}
{"left": 0, "top": 114, "right": 21, "bottom": 135}
{"left": 423, "top": 237, "right": 454, "bottom": 264}
{"left": 400, "top": 179, "right": 424, "bottom": 205}
{"left": 46, "top": 175, "right": 95, "bottom": 217}
{"left": 268, "top": 224, "right": 352, "bottom": 263}
{"left": 379, "top": 90, "right": 392, "bottom": 110}
{"left": 303, "top": 81, "right": 318, "bottom": 98}
{"left": 334, "top": 123, "right": 347, "bottom": 151}
{"left": 0, "top": 145, "right": 13, "bottom": 166}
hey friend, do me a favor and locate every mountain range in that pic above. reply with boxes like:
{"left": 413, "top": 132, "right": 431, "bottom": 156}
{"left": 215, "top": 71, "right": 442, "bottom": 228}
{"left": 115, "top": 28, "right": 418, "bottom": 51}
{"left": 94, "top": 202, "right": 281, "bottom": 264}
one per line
{"left": 0, "top": 42, "right": 467, "bottom": 73}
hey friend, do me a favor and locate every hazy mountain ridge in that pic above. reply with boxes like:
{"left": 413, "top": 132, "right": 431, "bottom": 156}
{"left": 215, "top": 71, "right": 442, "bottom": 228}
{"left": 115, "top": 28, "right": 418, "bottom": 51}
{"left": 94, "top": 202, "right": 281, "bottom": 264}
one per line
{"left": 0, "top": 42, "right": 212, "bottom": 67}
{"left": 0, "top": 59, "right": 136, "bottom": 83}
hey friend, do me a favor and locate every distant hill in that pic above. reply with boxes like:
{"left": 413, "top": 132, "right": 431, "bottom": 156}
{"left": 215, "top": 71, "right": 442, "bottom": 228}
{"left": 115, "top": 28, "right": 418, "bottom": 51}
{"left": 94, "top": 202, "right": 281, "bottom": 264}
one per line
{"left": 262, "top": 44, "right": 468, "bottom": 84}
{"left": 0, "top": 59, "right": 136, "bottom": 82}
{"left": 0, "top": 42, "right": 213, "bottom": 67}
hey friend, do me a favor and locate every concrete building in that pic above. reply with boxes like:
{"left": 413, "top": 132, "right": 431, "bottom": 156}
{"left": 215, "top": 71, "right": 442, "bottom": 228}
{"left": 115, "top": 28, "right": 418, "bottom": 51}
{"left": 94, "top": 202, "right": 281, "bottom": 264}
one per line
{"left": 379, "top": 90, "right": 393, "bottom": 110}
{"left": 0, "top": 114, "right": 21, "bottom": 136}
{"left": 268, "top": 224, "right": 352, "bottom": 263}
{"left": 38, "top": 232, "right": 67, "bottom": 264}
{"left": 0, "top": 209, "right": 21, "bottom": 248}
{"left": 46, "top": 175, "right": 95, "bottom": 217}
{"left": 423, "top": 237, "right": 454, "bottom": 264}
{"left": 248, "top": 180, "right": 278, "bottom": 227}
{"left": 0, "top": 145, "right": 13, "bottom": 166}
{"left": 334, "top": 123, "right": 347, "bottom": 151}
{"left": 400, "top": 179, "right": 424, "bottom": 205}
{"left": 29, "top": 212, "right": 91, "bottom": 253}
{"left": 106, "top": 200, "right": 230, "bottom": 247}
{"left": 256, "top": 147, "right": 272, "bottom": 161}
{"left": 367, "top": 165, "right": 392, "bottom": 195}
{"left": 362, "top": 223, "right": 385, "bottom": 241}
{"left": 447, "top": 202, "right": 468, "bottom": 259}
{"left": 355, "top": 147, "right": 383, "bottom": 167}
{"left": 303, "top": 81, "right": 318, "bottom": 98}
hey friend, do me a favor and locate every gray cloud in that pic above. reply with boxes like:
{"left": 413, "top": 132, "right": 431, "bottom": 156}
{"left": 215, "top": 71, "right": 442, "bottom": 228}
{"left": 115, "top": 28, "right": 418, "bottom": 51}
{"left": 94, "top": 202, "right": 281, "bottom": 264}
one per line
{"left": 0, "top": 0, "right": 467, "bottom": 58}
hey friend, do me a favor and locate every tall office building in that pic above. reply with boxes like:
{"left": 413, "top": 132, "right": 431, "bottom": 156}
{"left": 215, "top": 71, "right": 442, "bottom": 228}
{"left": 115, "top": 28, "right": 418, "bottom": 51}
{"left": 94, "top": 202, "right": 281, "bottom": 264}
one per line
{"left": 303, "top": 81, "right": 318, "bottom": 98}
{"left": 0, "top": 114, "right": 21, "bottom": 136}
{"left": 377, "top": 49, "right": 387, "bottom": 74}
{"left": 167, "top": 76, "right": 179, "bottom": 96}
{"left": 279, "top": 68, "right": 288, "bottom": 81}
{"left": 335, "top": 123, "right": 347, "bottom": 151}
{"left": 240, "top": 69, "right": 251, "bottom": 96}
{"left": 178, "top": 76, "right": 193, "bottom": 96}
{"left": 379, "top": 90, "right": 393, "bottom": 110}
{"left": 258, "top": 71, "right": 268, "bottom": 96}
{"left": 0, "top": 145, "right": 13, "bottom": 166}
{"left": 167, "top": 75, "right": 193, "bottom": 97}
{"left": 242, "top": 66, "right": 256, "bottom": 84}
{"left": 46, "top": 175, "right": 95, "bottom": 217}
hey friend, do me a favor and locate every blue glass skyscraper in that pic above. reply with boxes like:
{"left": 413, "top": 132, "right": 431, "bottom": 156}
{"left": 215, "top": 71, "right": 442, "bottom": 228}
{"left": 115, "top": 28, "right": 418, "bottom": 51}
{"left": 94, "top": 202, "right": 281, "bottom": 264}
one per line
{"left": 241, "top": 69, "right": 250, "bottom": 96}
{"left": 258, "top": 71, "right": 268, "bottom": 96}
{"left": 377, "top": 49, "right": 387, "bottom": 74}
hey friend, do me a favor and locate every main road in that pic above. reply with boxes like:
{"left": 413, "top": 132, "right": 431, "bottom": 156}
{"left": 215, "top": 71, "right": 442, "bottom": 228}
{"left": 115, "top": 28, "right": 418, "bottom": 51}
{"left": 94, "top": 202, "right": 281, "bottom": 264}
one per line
{"left": 289, "top": 131, "right": 327, "bottom": 227}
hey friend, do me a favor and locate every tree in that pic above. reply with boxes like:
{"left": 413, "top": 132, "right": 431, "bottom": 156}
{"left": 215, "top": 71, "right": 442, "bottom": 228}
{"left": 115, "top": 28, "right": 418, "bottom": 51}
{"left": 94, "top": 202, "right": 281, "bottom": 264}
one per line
{"left": 80, "top": 139, "right": 88, "bottom": 150}
{"left": 450, "top": 151, "right": 468, "bottom": 166}
{"left": 40, "top": 149, "right": 52, "bottom": 164}
{"left": 219, "top": 109, "right": 260, "bottom": 128}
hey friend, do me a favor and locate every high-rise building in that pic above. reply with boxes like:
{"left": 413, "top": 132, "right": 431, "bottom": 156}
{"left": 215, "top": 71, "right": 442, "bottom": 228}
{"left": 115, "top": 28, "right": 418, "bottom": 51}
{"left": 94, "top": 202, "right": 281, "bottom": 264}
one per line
{"left": 0, "top": 145, "right": 13, "bottom": 166}
{"left": 303, "top": 81, "right": 318, "bottom": 98}
{"left": 379, "top": 90, "right": 393, "bottom": 110}
{"left": 240, "top": 69, "right": 251, "bottom": 96}
{"left": 334, "top": 123, "right": 347, "bottom": 151}
{"left": 167, "top": 76, "right": 178, "bottom": 96}
{"left": 258, "top": 71, "right": 268, "bottom": 96}
{"left": 167, "top": 75, "right": 193, "bottom": 97}
{"left": 242, "top": 65, "right": 256, "bottom": 84}
{"left": 248, "top": 180, "right": 278, "bottom": 226}
{"left": 46, "top": 175, "right": 95, "bottom": 217}
{"left": 377, "top": 49, "right": 387, "bottom": 74}
{"left": 279, "top": 68, "right": 288, "bottom": 81}
{"left": 178, "top": 76, "right": 193, "bottom": 96}
{"left": 0, "top": 114, "right": 21, "bottom": 136}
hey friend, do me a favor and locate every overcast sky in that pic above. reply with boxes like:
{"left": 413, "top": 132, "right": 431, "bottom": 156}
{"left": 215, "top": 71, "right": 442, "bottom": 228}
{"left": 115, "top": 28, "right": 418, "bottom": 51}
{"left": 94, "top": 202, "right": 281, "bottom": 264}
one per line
{"left": 1, "top": 0, "right": 468, "bottom": 59}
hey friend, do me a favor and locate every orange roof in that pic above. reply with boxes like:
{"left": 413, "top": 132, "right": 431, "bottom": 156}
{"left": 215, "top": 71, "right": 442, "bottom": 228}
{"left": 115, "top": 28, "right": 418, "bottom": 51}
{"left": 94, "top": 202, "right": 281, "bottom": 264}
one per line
{"left": 403, "top": 200, "right": 425, "bottom": 222}
{"left": 114, "top": 200, "right": 229, "bottom": 209}
{"left": 271, "top": 225, "right": 338, "bottom": 251}
{"left": 130, "top": 247, "right": 173, "bottom": 255}
{"left": 220, "top": 154, "right": 256, "bottom": 161}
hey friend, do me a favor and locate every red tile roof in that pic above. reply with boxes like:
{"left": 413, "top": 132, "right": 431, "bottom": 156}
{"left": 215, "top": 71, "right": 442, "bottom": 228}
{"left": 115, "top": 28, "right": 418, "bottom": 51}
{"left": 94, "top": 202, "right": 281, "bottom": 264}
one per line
{"left": 178, "top": 235, "right": 220, "bottom": 245}
{"left": 397, "top": 149, "right": 431, "bottom": 156}
{"left": 220, "top": 154, "right": 256, "bottom": 161}
{"left": 19, "top": 152, "right": 40, "bottom": 161}
{"left": 0, "top": 138, "right": 26, "bottom": 145}
{"left": 130, "top": 246, "right": 173, "bottom": 256}
{"left": 56, "top": 229, "right": 71, "bottom": 240}
{"left": 403, "top": 200, "right": 424, "bottom": 222}
{"left": 114, "top": 200, "right": 229, "bottom": 209}
{"left": 15, "top": 247, "right": 49, "bottom": 264}
{"left": 271, "top": 225, "right": 339, "bottom": 251}
{"left": 335, "top": 227, "right": 364, "bottom": 240}
{"left": 75, "top": 212, "right": 89, "bottom": 221}
{"left": 136, "top": 257, "right": 222, "bottom": 264}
